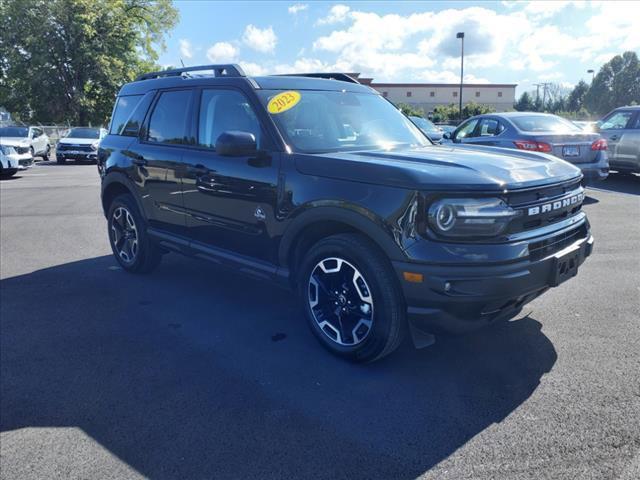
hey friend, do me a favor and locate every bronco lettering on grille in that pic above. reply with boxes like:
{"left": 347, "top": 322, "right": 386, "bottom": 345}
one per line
{"left": 527, "top": 192, "right": 584, "bottom": 216}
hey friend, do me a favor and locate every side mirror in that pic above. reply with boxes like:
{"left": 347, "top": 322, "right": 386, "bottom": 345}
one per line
{"left": 443, "top": 132, "right": 451, "bottom": 140}
{"left": 215, "top": 131, "right": 257, "bottom": 157}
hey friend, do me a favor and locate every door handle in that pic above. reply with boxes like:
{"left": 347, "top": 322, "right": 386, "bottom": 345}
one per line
{"left": 132, "top": 154, "right": 147, "bottom": 166}
{"left": 609, "top": 135, "right": 619, "bottom": 141}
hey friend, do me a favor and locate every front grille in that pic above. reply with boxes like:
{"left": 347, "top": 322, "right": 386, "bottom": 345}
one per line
{"left": 528, "top": 223, "right": 587, "bottom": 261}
{"left": 58, "top": 144, "right": 93, "bottom": 152}
{"left": 507, "top": 181, "right": 585, "bottom": 234}
{"left": 18, "top": 158, "right": 33, "bottom": 167}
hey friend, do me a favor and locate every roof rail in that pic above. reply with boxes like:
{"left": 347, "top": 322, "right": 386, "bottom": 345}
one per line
{"left": 135, "top": 64, "right": 246, "bottom": 81}
{"left": 274, "top": 73, "right": 360, "bottom": 84}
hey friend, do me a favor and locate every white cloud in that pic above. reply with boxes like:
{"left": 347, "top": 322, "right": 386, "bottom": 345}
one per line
{"left": 316, "top": 5, "right": 351, "bottom": 25}
{"left": 206, "top": 42, "right": 239, "bottom": 63}
{"left": 179, "top": 39, "right": 193, "bottom": 59}
{"left": 288, "top": 3, "right": 308, "bottom": 15}
{"left": 239, "top": 61, "right": 268, "bottom": 76}
{"left": 242, "top": 25, "right": 277, "bottom": 53}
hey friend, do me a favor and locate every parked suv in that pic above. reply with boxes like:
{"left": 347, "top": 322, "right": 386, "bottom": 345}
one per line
{"left": 0, "top": 125, "right": 50, "bottom": 164}
{"left": 597, "top": 106, "right": 640, "bottom": 174}
{"left": 99, "top": 65, "right": 594, "bottom": 362}
{"left": 56, "top": 127, "right": 107, "bottom": 164}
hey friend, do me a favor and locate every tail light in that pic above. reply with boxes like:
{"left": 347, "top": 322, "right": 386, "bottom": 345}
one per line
{"left": 513, "top": 140, "right": 552, "bottom": 153}
{"left": 591, "top": 138, "right": 608, "bottom": 151}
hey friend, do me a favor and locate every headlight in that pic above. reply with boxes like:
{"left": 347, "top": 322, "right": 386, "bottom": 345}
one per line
{"left": 91, "top": 141, "right": 100, "bottom": 150}
{"left": 1, "top": 145, "right": 16, "bottom": 155}
{"left": 428, "top": 198, "right": 521, "bottom": 238}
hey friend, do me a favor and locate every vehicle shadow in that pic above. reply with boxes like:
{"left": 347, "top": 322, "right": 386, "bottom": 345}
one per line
{"left": 1, "top": 254, "right": 557, "bottom": 479}
{"left": 590, "top": 172, "right": 640, "bottom": 195}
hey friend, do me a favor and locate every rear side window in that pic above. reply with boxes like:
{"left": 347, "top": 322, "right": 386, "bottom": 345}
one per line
{"left": 600, "top": 111, "right": 634, "bottom": 130}
{"left": 110, "top": 95, "right": 143, "bottom": 135}
{"left": 147, "top": 90, "right": 192, "bottom": 144}
{"left": 511, "top": 115, "right": 581, "bottom": 132}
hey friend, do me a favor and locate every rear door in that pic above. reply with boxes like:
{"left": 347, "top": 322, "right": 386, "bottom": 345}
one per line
{"left": 598, "top": 109, "right": 637, "bottom": 168}
{"left": 128, "top": 88, "right": 194, "bottom": 237}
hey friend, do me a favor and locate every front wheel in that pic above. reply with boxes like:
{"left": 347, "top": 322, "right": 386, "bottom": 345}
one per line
{"left": 107, "top": 194, "right": 162, "bottom": 273}
{"left": 298, "top": 234, "right": 406, "bottom": 363}
{"left": 41, "top": 145, "right": 50, "bottom": 161}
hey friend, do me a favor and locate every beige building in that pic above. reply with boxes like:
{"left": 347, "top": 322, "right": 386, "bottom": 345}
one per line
{"left": 348, "top": 74, "right": 517, "bottom": 115}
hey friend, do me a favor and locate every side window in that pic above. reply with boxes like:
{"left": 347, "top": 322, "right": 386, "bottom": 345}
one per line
{"left": 455, "top": 119, "right": 479, "bottom": 139}
{"left": 599, "top": 111, "right": 634, "bottom": 130}
{"left": 631, "top": 113, "right": 640, "bottom": 129}
{"left": 478, "top": 119, "right": 502, "bottom": 136}
{"left": 110, "top": 95, "right": 143, "bottom": 135}
{"left": 147, "top": 90, "right": 192, "bottom": 144}
{"left": 121, "top": 92, "right": 154, "bottom": 137}
{"left": 197, "top": 89, "right": 261, "bottom": 149}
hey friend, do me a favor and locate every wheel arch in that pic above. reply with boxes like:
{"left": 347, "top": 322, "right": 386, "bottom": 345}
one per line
{"left": 101, "top": 173, "right": 143, "bottom": 219}
{"left": 279, "top": 206, "right": 406, "bottom": 281}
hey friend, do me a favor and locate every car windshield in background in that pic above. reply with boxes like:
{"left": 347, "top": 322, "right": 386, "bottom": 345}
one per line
{"left": 511, "top": 115, "right": 582, "bottom": 132}
{"left": 410, "top": 116, "right": 439, "bottom": 133}
{"left": 66, "top": 127, "right": 100, "bottom": 139}
{"left": 258, "top": 90, "right": 430, "bottom": 153}
{"left": 0, "top": 126, "right": 29, "bottom": 137}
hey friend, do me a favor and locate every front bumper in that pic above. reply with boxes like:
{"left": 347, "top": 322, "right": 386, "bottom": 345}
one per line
{"left": 56, "top": 150, "right": 97, "bottom": 161}
{"left": 14, "top": 152, "right": 34, "bottom": 169}
{"left": 394, "top": 227, "right": 593, "bottom": 336}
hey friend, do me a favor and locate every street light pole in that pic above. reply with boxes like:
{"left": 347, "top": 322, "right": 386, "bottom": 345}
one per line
{"left": 587, "top": 69, "right": 595, "bottom": 83}
{"left": 456, "top": 32, "right": 465, "bottom": 122}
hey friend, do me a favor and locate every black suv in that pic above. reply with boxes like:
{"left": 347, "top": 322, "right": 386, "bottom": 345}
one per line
{"left": 99, "top": 64, "right": 593, "bottom": 362}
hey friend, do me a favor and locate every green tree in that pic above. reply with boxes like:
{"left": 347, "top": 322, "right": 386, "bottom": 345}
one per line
{"left": 397, "top": 103, "right": 424, "bottom": 117}
{"left": 0, "top": 0, "right": 178, "bottom": 125}
{"left": 566, "top": 80, "right": 589, "bottom": 112}
{"left": 463, "top": 102, "right": 495, "bottom": 117}
{"left": 514, "top": 91, "right": 535, "bottom": 111}
{"left": 584, "top": 51, "right": 640, "bottom": 115}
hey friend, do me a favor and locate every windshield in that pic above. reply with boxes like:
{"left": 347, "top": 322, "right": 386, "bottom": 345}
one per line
{"left": 65, "top": 127, "right": 100, "bottom": 139}
{"left": 258, "top": 90, "right": 430, "bottom": 153}
{"left": 410, "top": 116, "right": 439, "bottom": 133}
{"left": 511, "top": 115, "right": 582, "bottom": 133}
{"left": 0, "top": 127, "right": 29, "bottom": 137}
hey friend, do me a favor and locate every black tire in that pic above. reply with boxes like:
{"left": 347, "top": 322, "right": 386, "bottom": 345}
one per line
{"left": 298, "top": 233, "right": 406, "bottom": 363}
{"left": 107, "top": 193, "right": 162, "bottom": 273}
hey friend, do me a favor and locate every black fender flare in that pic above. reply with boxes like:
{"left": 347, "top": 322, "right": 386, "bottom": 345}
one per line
{"left": 100, "top": 172, "right": 144, "bottom": 218}
{"left": 278, "top": 205, "right": 407, "bottom": 268}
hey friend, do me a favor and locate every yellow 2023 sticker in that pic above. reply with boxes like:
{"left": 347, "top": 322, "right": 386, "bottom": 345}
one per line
{"left": 267, "top": 91, "right": 301, "bottom": 114}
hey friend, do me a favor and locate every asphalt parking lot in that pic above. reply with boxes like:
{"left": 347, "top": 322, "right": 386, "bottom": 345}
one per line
{"left": 1, "top": 163, "right": 639, "bottom": 480}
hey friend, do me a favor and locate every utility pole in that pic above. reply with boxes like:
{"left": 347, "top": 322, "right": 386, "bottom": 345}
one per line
{"left": 456, "top": 32, "right": 464, "bottom": 122}
{"left": 587, "top": 69, "right": 595, "bottom": 82}
{"left": 533, "top": 83, "right": 542, "bottom": 103}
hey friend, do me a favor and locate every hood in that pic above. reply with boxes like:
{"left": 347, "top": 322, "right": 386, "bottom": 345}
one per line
{"left": 58, "top": 137, "right": 98, "bottom": 146}
{"left": 0, "top": 137, "right": 30, "bottom": 147}
{"left": 295, "top": 144, "right": 582, "bottom": 192}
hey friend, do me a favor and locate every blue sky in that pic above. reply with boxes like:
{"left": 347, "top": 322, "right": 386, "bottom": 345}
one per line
{"left": 158, "top": 1, "right": 640, "bottom": 95}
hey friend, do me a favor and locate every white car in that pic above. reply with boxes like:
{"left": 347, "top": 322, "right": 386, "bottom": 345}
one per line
{"left": 0, "top": 144, "right": 21, "bottom": 177}
{"left": 0, "top": 126, "right": 51, "bottom": 167}
{"left": 56, "top": 127, "right": 107, "bottom": 164}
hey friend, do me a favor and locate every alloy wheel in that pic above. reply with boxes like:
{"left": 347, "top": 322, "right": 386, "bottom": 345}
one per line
{"left": 308, "top": 257, "right": 374, "bottom": 346}
{"left": 111, "top": 206, "right": 138, "bottom": 263}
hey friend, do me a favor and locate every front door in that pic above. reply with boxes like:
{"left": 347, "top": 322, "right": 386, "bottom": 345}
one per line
{"left": 181, "top": 88, "right": 280, "bottom": 262}
{"left": 599, "top": 110, "right": 639, "bottom": 168}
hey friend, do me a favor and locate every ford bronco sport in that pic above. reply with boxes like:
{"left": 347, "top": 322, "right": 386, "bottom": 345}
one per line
{"left": 98, "top": 64, "right": 593, "bottom": 363}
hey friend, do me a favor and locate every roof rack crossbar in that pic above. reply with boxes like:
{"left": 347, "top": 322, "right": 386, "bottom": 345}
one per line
{"left": 136, "top": 64, "right": 246, "bottom": 81}
{"left": 274, "top": 73, "right": 360, "bottom": 84}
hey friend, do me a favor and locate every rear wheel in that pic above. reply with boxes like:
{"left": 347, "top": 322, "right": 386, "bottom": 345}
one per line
{"left": 298, "top": 233, "right": 406, "bottom": 363}
{"left": 107, "top": 194, "right": 162, "bottom": 273}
